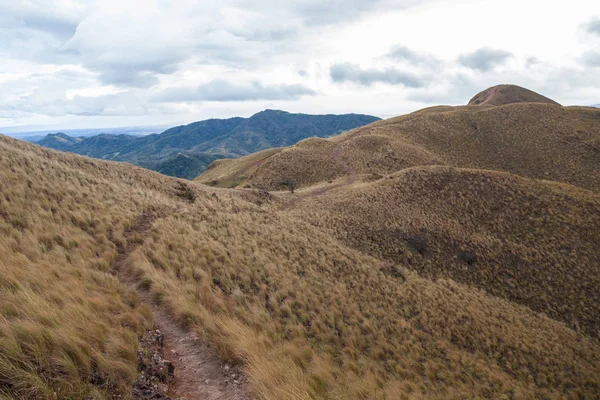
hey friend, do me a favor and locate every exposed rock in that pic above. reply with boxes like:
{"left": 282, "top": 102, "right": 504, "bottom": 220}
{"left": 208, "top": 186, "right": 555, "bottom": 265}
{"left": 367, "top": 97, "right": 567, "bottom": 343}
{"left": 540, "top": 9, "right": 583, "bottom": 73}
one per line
{"left": 133, "top": 329, "right": 176, "bottom": 400}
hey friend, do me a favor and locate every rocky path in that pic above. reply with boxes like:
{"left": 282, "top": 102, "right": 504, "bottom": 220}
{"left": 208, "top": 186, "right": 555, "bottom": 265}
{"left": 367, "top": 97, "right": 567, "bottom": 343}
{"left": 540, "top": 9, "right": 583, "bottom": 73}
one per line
{"left": 480, "top": 86, "right": 498, "bottom": 105}
{"left": 113, "top": 211, "right": 249, "bottom": 400}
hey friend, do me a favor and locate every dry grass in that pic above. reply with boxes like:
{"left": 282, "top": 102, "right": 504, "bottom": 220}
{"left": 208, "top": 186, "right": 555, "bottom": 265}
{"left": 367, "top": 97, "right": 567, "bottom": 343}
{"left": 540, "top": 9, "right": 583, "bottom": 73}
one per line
{"left": 0, "top": 136, "right": 170, "bottom": 398}
{"left": 287, "top": 166, "right": 600, "bottom": 339}
{"left": 1, "top": 131, "right": 600, "bottom": 400}
{"left": 200, "top": 103, "right": 600, "bottom": 193}
{"left": 199, "top": 148, "right": 284, "bottom": 188}
{"left": 127, "top": 198, "right": 600, "bottom": 399}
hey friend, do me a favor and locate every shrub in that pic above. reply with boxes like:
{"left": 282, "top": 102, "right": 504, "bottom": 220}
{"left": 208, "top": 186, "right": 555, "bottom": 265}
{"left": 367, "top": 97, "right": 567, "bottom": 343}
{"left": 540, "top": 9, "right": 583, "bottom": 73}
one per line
{"left": 405, "top": 235, "right": 428, "bottom": 254}
{"left": 457, "top": 250, "right": 478, "bottom": 265}
{"left": 175, "top": 181, "right": 196, "bottom": 203}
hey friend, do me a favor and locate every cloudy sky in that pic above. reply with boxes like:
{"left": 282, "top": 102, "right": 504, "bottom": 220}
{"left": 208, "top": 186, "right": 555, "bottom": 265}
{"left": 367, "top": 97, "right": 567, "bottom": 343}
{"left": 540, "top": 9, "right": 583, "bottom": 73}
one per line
{"left": 1, "top": 0, "right": 599, "bottom": 131}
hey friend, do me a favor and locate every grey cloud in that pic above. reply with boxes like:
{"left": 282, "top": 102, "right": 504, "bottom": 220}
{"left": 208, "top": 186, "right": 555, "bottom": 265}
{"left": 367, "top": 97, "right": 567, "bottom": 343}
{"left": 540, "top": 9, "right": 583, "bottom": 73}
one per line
{"left": 290, "top": 0, "right": 424, "bottom": 26}
{"left": 407, "top": 62, "right": 600, "bottom": 107}
{"left": 228, "top": 25, "right": 298, "bottom": 42}
{"left": 0, "top": 1, "right": 430, "bottom": 92}
{"left": 61, "top": 17, "right": 190, "bottom": 88}
{"left": 458, "top": 48, "right": 513, "bottom": 72}
{"left": 97, "top": 71, "right": 160, "bottom": 89}
{"left": 293, "top": 0, "right": 386, "bottom": 25}
{"left": 525, "top": 57, "right": 542, "bottom": 68}
{"left": 582, "top": 50, "right": 600, "bottom": 67}
{"left": 0, "top": 69, "right": 163, "bottom": 118}
{"left": 330, "top": 63, "right": 425, "bottom": 87}
{"left": 92, "top": 59, "right": 183, "bottom": 88}
{"left": 385, "top": 46, "right": 439, "bottom": 67}
{"left": 64, "top": 93, "right": 150, "bottom": 116}
{"left": 407, "top": 73, "right": 479, "bottom": 104}
{"left": 585, "top": 18, "right": 600, "bottom": 36}
{"left": 154, "top": 79, "right": 316, "bottom": 102}
{"left": 20, "top": 14, "right": 79, "bottom": 39}
{"left": 0, "top": 2, "right": 84, "bottom": 39}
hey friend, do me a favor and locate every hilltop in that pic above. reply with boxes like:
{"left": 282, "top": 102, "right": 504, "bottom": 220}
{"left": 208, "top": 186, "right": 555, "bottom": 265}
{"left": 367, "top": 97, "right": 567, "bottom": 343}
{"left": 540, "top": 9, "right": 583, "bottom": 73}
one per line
{"left": 468, "top": 84, "right": 562, "bottom": 106}
{"left": 36, "top": 110, "right": 380, "bottom": 180}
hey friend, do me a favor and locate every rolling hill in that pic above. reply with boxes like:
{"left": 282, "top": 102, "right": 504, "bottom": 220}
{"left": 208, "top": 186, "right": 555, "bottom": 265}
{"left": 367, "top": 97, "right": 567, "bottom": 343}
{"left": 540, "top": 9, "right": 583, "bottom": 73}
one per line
{"left": 36, "top": 110, "right": 380, "bottom": 180}
{"left": 1, "top": 84, "right": 600, "bottom": 399}
{"left": 199, "top": 85, "right": 600, "bottom": 193}
{"left": 285, "top": 166, "right": 600, "bottom": 338}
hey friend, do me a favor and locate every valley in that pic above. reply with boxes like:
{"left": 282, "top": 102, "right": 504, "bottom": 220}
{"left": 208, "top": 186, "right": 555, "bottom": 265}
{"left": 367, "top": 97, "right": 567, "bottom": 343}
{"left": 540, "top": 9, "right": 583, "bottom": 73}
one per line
{"left": 34, "top": 111, "right": 380, "bottom": 180}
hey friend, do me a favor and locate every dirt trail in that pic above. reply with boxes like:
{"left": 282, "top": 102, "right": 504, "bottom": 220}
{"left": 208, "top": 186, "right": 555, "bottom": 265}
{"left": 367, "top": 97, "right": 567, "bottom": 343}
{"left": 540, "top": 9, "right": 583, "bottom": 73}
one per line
{"left": 480, "top": 86, "right": 498, "bottom": 105}
{"left": 114, "top": 211, "right": 249, "bottom": 400}
{"left": 239, "top": 151, "right": 279, "bottom": 178}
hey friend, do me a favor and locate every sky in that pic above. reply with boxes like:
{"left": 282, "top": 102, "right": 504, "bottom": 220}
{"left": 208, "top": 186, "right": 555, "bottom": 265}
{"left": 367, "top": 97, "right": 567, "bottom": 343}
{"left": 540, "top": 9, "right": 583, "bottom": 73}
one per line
{"left": 0, "top": 0, "right": 599, "bottom": 132}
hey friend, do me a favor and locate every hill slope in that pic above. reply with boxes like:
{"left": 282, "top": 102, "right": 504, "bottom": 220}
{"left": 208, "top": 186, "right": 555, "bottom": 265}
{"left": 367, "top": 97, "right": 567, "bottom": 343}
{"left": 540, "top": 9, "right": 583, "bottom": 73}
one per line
{"left": 199, "top": 99, "right": 600, "bottom": 193}
{"left": 2, "top": 132, "right": 600, "bottom": 399}
{"left": 36, "top": 111, "right": 380, "bottom": 179}
{"left": 286, "top": 166, "right": 600, "bottom": 338}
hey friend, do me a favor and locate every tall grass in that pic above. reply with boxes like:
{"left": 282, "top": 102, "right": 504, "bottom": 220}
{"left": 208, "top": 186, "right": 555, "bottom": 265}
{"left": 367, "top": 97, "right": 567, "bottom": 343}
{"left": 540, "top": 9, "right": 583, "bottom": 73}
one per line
{"left": 1, "top": 135, "right": 599, "bottom": 399}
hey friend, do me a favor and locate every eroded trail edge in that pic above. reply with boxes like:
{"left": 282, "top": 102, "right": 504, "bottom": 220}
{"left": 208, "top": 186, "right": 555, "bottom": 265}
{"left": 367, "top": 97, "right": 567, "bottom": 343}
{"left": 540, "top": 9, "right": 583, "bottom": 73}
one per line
{"left": 113, "top": 211, "right": 249, "bottom": 400}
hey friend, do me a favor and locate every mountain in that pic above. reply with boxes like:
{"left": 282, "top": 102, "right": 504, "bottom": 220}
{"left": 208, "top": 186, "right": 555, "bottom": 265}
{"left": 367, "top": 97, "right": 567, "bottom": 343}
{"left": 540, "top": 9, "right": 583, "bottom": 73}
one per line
{"left": 35, "top": 110, "right": 380, "bottom": 179}
{"left": 152, "top": 152, "right": 222, "bottom": 180}
{"left": 38, "top": 132, "right": 83, "bottom": 149}
{"left": 2, "top": 125, "right": 171, "bottom": 141}
{"left": 2, "top": 85, "right": 600, "bottom": 399}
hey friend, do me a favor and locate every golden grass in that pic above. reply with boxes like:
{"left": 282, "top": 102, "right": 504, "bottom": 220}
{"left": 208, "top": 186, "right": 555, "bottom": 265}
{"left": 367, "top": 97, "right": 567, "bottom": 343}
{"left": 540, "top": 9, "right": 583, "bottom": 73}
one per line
{"left": 0, "top": 136, "right": 168, "bottom": 398}
{"left": 130, "top": 208, "right": 600, "bottom": 399}
{"left": 287, "top": 166, "right": 600, "bottom": 339}
{"left": 199, "top": 147, "right": 284, "bottom": 188}
{"left": 1, "top": 133, "right": 600, "bottom": 399}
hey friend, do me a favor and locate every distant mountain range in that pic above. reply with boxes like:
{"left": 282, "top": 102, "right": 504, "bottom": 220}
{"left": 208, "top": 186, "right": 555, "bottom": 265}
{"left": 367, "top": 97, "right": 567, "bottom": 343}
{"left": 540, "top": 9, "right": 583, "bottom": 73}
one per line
{"left": 2, "top": 125, "right": 171, "bottom": 142}
{"left": 36, "top": 110, "right": 380, "bottom": 179}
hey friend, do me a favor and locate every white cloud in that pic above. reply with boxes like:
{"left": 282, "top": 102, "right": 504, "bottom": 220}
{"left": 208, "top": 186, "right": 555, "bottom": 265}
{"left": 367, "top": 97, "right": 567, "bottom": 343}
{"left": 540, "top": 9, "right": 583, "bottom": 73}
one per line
{"left": 330, "top": 63, "right": 426, "bottom": 87}
{"left": 155, "top": 79, "right": 316, "bottom": 102}
{"left": 458, "top": 48, "right": 513, "bottom": 72}
{"left": 0, "top": 0, "right": 599, "bottom": 130}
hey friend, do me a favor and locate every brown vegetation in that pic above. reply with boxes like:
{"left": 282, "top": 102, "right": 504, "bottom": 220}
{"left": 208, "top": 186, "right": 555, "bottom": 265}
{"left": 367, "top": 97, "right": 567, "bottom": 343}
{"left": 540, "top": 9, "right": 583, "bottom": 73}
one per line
{"left": 286, "top": 166, "right": 600, "bottom": 339}
{"left": 2, "top": 86, "right": 600, "bottom": 399}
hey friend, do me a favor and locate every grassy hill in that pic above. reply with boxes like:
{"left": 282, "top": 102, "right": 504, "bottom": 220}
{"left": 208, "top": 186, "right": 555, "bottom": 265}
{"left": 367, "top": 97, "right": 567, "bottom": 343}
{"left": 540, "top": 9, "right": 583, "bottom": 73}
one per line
{"left": 199, "top": 99, "right": 600, "bottom": 193}
{"left": 2, "top": 84, "right": 600, "bottom": 399}
{"left": 36, "top": 111, "right": 380, "bottom": 180}
{"left": 286, "top": 166, "right": 600, "bottom": 338}
{"left": 2, "top": 134, "right": 600, "bottom": 399}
